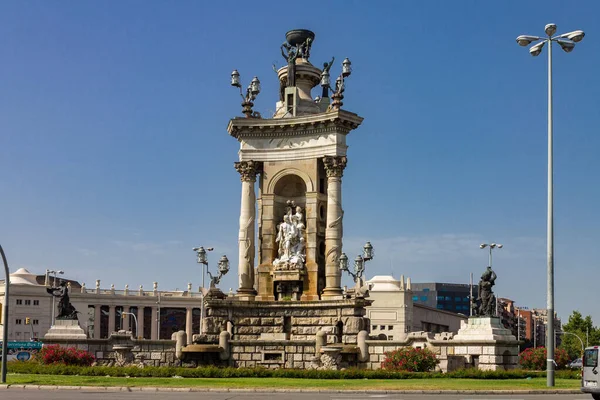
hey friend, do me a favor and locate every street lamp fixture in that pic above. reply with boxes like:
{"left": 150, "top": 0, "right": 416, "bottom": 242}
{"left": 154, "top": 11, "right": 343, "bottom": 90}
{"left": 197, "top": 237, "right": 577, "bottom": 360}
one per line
{"left": 339, "top": 241, "right": 374, "bottom": 287}
{"left": 515, "top": 23, "right": 585, "bottom": 388}
{"left": 479, "top": 243, "right": 503, "bottom": 268}
{"left": 1, "top": 245, "right": 10, "bottom": 383}
{"left": 193, "top": 246, "right": 229, "bottom": 335}
{"left": 231, "top": 70, "right": 261, "bottom": 118}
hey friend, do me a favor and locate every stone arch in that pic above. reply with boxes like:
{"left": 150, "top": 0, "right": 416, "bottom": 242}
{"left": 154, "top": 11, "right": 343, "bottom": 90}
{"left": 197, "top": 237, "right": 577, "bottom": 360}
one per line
{"left": 266, "top": 168, "right": 315, "bottom": 195}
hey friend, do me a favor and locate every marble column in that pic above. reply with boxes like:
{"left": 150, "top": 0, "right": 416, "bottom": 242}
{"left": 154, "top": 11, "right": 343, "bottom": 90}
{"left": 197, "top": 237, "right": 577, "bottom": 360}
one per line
{"left": 122, "top": 306, "right": 130, "bottom": 331}
{"left": 150, "top": 307, "right": 158, "bottom": 340}
{"left": 321, "top": 156, "right": 347, "bottom": 299}
{"left": 93, "top": 305, "right": 102, "bottom": 339}
{"left": 185, "top": 307, "right": 193, "bottom": 344}
{"left": 234, "top": 160, "right": 260, "bottom": 299}
{"left": 108, "top": 305, "right": 116, "bottom": 335}
{"left": 137, "top": 306, "right": 145, "bottom": 339}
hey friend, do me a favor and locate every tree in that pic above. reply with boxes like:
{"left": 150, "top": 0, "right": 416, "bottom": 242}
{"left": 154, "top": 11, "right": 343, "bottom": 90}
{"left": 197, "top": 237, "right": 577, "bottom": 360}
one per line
{"left": 559, "top": 310, "right": 600, "bottom": 360}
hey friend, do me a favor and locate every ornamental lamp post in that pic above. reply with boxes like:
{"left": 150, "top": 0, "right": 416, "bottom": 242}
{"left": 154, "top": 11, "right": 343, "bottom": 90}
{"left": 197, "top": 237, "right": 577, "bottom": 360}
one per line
{"left": 1, "top": 245, "right": 10, "bottom": 383}
{"left": 479, "top": 243, "right": 503, "bottom": 268}
{"left": 231, "top": 70, "right": 261, "bottom": 118}
{"left": 515, "top": 23, "right": 585, "bottom": 387}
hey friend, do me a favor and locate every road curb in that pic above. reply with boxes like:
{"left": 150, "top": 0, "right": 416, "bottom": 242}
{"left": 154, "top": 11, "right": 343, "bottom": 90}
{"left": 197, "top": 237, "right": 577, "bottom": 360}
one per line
{"left": 0, "top": 384, "right": 584, "bottom": 394}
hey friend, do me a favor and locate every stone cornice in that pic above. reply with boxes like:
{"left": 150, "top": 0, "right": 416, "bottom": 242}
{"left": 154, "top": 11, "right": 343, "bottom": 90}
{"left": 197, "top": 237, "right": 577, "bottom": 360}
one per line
{"left": 227, "top": 109, "right": 364, "bottom": 140}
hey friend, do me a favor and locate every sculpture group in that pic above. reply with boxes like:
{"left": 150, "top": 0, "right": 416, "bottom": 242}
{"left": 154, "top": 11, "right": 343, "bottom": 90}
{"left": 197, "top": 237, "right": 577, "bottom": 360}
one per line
{"left": 46, "top": 280, "right": 79, "bottom": 320}
{"left": 273, "top": 201, "right": 306, "bottom": 271}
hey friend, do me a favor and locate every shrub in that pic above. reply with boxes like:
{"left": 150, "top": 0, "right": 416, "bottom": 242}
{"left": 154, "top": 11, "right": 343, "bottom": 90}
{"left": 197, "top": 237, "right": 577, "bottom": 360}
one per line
{"left": 37, "top": 344, "right": 95, "bottom": 366}
{"left": 6, "top": 361, "right": 580, "bottom": 379}
{"left": 381, "top": 347, "right": 439, "bottom": 372}
{"left": 519, "top": 347, "right": 569, "bottom": 370}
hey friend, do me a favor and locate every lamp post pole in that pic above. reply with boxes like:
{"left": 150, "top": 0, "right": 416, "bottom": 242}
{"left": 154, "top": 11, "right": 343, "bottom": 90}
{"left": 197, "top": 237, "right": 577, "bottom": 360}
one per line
{"left": 516, "top": 24, "right": 585, "bottom": 387}
{"left": 122, "top": 312, "right": 138, "bottom": 338}
{"left": 1, "top": 245, "right": 10, "bottom": 383}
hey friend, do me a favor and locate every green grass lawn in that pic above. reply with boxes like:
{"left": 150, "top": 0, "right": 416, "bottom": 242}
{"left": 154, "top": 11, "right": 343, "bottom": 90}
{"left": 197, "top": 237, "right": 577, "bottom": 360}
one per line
{"left": 4, "top": 374, "right": 580, "bottom": 391}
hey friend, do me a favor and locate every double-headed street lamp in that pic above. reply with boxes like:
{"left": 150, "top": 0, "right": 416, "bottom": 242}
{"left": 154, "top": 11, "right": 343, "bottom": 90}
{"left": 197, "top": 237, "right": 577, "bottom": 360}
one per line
{"left": 46, "top": 269, "right": 64, "bottom": 325}
{"left": 339, "top": 242, "right": 374, "bottom": 288}
{"left": 230, "top": 70, "right": 261, "bottom": 118}
{"left": 516, "top": 23, "right": 585, "bottom": 388}
{"left": 193, "top": 246, "right": 230, "bottom": 335}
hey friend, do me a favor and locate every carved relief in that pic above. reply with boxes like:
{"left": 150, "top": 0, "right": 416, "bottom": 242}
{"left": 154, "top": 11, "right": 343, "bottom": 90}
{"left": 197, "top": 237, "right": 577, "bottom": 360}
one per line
{"left": 323, "top": 156, "right": 347, "bottom": 178}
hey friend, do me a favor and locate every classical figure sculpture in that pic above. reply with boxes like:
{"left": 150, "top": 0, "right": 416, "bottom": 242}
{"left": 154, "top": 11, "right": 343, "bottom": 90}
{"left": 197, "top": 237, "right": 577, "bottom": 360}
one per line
{"left": 46, "top": 280, "right": 78, "bottom": 320}
{"left": 476, "top": 266, "right": 497, "bottom": 317}
{"left": 281, "top": 43, "right": 299, "bottom": 87}
{"left": 274, "top": 202, "right": 306, "bottom": 270}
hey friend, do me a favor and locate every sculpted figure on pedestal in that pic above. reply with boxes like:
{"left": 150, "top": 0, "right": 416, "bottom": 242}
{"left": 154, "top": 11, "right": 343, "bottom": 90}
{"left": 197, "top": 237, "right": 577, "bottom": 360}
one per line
{"left": 274, "top": 201, "right": 306, "bottom": 271}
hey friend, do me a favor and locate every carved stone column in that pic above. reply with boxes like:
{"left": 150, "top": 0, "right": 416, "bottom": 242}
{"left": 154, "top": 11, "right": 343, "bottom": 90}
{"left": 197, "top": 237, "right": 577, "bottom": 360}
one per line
{"left": 137, "top": 306, "right": 145, "bottom": 339}
{"left": 234, "top": 160, "right": 260, "bottom": 299}
{"left": 122, "top": 306, "right": 130, "bottom": 331}
{"left": 321, "top": 156, "right": 347, "bottom": 299}
{"left": 108, "top": 305, "right": 116, "bottom": 335}
{"left": 150, "top": 307, "right": 158, "bottom": 340}
{"left": 93, "top": 305, "right": 102, "bottom": 339}
{"left": 185, "top": 307, "right": 193, "bottom": 344}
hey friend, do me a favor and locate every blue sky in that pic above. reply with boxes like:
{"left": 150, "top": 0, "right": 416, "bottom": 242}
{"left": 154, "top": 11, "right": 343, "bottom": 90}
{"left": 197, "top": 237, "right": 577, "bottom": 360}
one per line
{"left": 1, "top": 1, "right": 599, "bottom": 324}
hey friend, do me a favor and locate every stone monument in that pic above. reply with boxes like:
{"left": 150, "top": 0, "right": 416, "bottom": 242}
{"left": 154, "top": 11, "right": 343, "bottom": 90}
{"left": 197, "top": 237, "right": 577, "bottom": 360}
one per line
{"left": 452, "top": 265, "right": 519, "bottom": 370}
{"left": 44, "top": 280, "right": 87, "bottom": 340}
{"left": 181, "top": 30, "right": 369, "bottom": 369}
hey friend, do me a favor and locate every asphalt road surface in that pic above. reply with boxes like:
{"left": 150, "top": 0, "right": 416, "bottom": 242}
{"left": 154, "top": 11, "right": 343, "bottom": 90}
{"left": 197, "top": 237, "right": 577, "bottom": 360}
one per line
{"left": 0, "top": 390, "right": 593, "bottom": 400}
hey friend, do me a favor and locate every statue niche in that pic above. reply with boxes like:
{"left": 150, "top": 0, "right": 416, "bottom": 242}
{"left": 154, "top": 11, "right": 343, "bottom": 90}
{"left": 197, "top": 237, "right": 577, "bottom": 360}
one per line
{"left": 271, "top": 200, "right": 307, "bottom": 301}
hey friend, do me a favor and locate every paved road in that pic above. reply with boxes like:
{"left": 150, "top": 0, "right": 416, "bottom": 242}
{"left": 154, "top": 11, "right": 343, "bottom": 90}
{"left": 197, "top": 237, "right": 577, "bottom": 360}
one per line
{"left": 0, "top": 390, "right": 592, "bottom": 400}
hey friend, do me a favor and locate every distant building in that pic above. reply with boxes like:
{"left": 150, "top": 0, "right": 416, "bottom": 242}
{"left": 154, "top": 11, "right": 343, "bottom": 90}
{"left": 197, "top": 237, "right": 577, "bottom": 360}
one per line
{"left": 366, "top": 276, "right": 467, "bottom": 340}
{"left": 410, "top": 282, "right": 475, "bottom": 315}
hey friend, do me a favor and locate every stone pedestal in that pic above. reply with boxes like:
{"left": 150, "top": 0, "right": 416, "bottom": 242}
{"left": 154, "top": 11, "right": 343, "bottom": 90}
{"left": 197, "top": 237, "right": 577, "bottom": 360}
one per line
{"left": 44, "top": 319, "right": 87, "bottom": 340}
{"left": 451, "top": 317, "right": 519, "bottom": 371}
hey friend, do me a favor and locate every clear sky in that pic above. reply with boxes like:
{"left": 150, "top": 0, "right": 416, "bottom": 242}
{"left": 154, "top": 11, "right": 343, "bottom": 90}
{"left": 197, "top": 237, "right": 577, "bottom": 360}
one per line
{"left": 1, "top": 1, "right": 599, "bottom": 324}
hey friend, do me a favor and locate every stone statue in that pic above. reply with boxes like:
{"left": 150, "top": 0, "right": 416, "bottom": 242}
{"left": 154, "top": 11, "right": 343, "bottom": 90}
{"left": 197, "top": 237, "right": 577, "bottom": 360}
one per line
{"left": 298, "top": 37, "right": 313, "bottom": 60}
{"left": 46, "top": 280, "right": 78, "bottom": 320}
{"left": 274, "top": 202, "right": 306, "bottom": 270}
{"left": 281, "top": 43, "right": 299, "bottom": 87}
{"left": 323, "top": 57, "right": 335, "bottom": 74}
{"left": 476, "top": 266, "right": 497, "bottom": 317}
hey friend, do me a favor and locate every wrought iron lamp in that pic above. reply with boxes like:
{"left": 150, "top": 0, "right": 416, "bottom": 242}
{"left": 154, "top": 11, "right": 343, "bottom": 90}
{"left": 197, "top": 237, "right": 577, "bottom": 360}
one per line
{"left": 231, "top": 70, "right": 261, "bottom": 118}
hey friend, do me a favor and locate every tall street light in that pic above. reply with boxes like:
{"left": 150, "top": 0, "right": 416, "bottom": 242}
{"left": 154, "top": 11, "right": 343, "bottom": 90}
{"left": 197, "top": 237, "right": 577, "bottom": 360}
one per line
{"left": 47, "top": 269, "right": 64, "bottom": 326}
{"left": 479, "top": 243, "right": 503, "bottom": 269}
{"left": 1, "top": 245, "right": 10, "bottom": 383}
{"left": 515, "top": 23, "right": 585, "bottom": 387}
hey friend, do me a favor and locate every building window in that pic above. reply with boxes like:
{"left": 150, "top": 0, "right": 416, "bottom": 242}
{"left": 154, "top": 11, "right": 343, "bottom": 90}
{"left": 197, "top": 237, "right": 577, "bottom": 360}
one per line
{"left": 380, "top": 325, "right": 385, "bottom": 330}
{"left": 412, "top": 296, "right": 419, "bottom": 301}
{"left": 420, "top": 296, "right": 428, "bottom": 302}
{"left": 463, "top": 297, "right": 469, "bottom": 302}
{"left": 33, "top": 319, "right": 39, "bottom": 325}
{"left": 445, "top": 296, "right": 451, "bottom": 301}
{"left": 16, "top": 319, "right": 22, "bottom": 324}
{"left": 25, "top": 299, "right": 31, "bottom": 305}
{"left": 437, "top": 296, "right": 445, "bottom": 301}
{"left": 33, "top": 300, "right": 39, "bottom": 306}
{"left": 16, "top": 299, "right": 22, "bottom": 305}
{"left": 16, "top": 332, "right": 21, "bottom": 337}
{"left": 388, "top": 336, "right": 393, "bottom": 340}
{"left": 436, "top": 304, "right": 444, "bottom": 309}
{"left": 372, "top": 325, "right": 377, "bottom": 331}
{"left": 455, "top": 297, "right": 461, "bottom": 302}
{"left": 388, "top": 325, "right": 393, "bottom": 330}
{"left": 423, "top": 288, "right": 430, "bottom": 292}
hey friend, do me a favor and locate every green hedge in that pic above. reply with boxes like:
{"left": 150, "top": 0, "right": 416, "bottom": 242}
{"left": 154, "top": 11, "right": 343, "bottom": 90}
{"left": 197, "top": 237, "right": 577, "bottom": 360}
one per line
{"left": 6, "top": 362, "right": 581, "bottom": 380}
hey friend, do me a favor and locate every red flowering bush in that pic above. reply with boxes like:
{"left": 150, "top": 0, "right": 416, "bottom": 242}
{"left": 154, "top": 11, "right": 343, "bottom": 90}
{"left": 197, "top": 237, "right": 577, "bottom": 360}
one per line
{"left": 381, "top": 347, "right": 439, "bottom": 372}
{"left": 519, "top": 347, "right": 569, "bottom": 370}
{"left": 38, "top": 344, "right": 95, "bottom": 366}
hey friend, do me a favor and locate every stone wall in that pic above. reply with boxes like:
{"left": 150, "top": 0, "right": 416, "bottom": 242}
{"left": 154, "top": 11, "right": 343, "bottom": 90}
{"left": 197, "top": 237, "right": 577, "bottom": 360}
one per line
{"left": 43, "top": 331, "right": 179, "bottom": 367}
{"left": 204, "top": 298, "right": 370, "bottom": 344}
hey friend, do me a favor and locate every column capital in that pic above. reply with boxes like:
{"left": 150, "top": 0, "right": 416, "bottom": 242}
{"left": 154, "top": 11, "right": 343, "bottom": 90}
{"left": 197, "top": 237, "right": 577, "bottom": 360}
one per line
{"left": 234, "top": 160, "right": 261, "bottom": 182}
{"left": 323, "top": 156, "right": 347, "bottom": 178}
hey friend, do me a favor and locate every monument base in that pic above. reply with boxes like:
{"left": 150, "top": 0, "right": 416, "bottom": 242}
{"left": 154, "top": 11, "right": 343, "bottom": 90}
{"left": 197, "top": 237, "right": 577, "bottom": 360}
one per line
{"left": 451, "top": 317, "right": 519, "bottom": 371}
{"left": 44, "top": 319, "right": 87, "bottom": 340}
